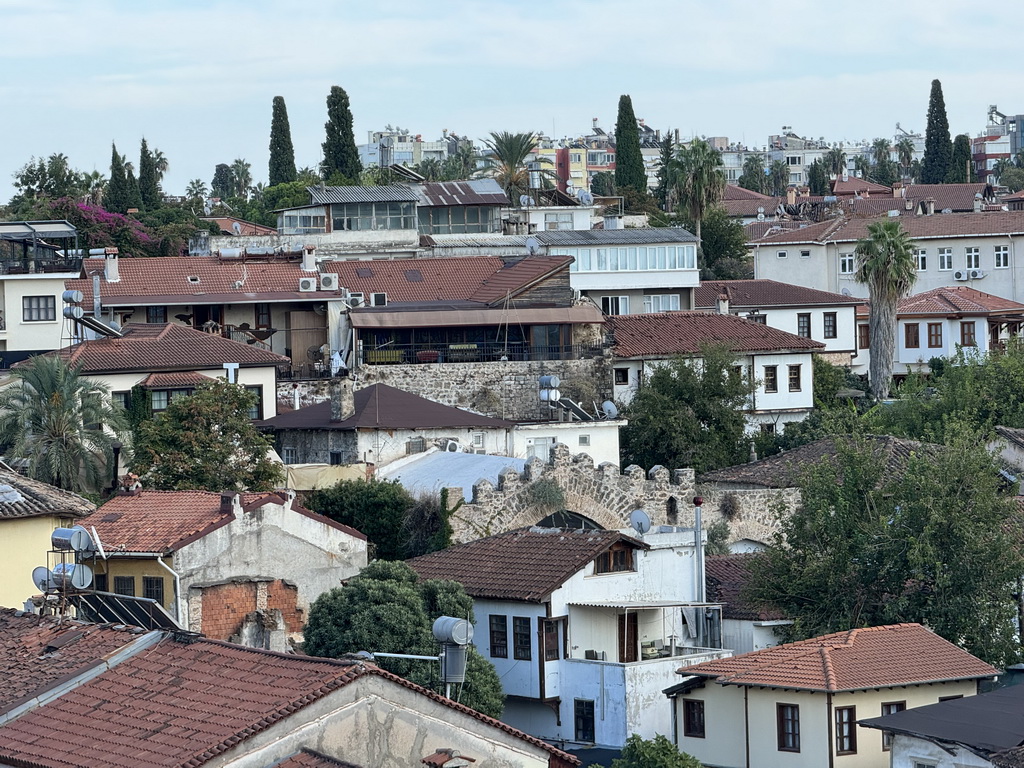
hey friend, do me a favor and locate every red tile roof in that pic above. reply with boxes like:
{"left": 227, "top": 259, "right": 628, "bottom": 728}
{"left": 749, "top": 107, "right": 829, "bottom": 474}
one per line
{"left": 0, "top": 609, "right": 150, "bottom": 714}
{"left": 756, "top": 211, "right": 1024, "bottom": 246}
{"left": 0, "top": 637, "right": 579, "bottom": 768}
{"left": 705, "top": 554, "right": 786, "bottom": 622}
{"left": 608, "top": 311, "right": 824, "bottom": 358}
{"left": 897, "top": 286, "right": 1024, "bottom": 316}
{"left": 47, "top": 323, "right": 289, "bottom": 374}
{"left": 694, "top": 280, "right": 863, "bottom": 310}
{"left": 904, "top": 183, "right": 994, "bottom": 212}
{"left": 681, "top": 623, "right": 996, "bottom": 692}
{"left": 139, "top": 371, "right": 216, "bottom": 389}
{"left": 832, "top": 176, "right": 893, "bottom": 196}
{"left": 87, "top": 490, "right": 364, "bottom": 555}
{"left": 723, "top": 185, "right": 774, "bottom": 201}
{"left": 0, "top": 468, "right": 94, "bottom": 521}
{"left": 407, "top": 527, "right": 645, "bottom": 603}
{"left": 720, "top": 197, "right": 782, "bottom": 218}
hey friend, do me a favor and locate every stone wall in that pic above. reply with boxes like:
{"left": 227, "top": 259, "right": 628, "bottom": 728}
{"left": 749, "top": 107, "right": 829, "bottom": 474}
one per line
{"left": 189, "top": 577, "right": 303, "bottom": 642}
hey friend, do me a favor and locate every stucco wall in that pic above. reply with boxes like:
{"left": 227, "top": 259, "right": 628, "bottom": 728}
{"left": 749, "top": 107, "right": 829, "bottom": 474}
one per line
{"left": 0, "top": 516, "right": 65, "bottom": 609}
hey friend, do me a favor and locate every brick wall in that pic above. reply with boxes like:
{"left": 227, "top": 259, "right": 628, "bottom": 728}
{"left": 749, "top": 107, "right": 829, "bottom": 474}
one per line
{"left": 192, "top": 579, "right": 303, "bottom": 640}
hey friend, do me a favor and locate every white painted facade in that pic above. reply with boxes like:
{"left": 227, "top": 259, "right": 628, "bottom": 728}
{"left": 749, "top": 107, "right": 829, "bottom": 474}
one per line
{"left": 675, "top": 679, "right": 981, "bottom": 768}
{"left": 0, "top": 273, "right": 76, "bottom": 360}
{"left": 471, "top": 528, "right": 730, "bottom": 749}
{"left": 741, "top": 305, "right": 859, "bottom": 360}
{"left": 888, "top": 733, "right": 992, "bottom": 768}
{"left": 509, "top": 420, "right": 623, "bottom": 467}
{"left": 853, "top": 314, "right": 994, "bottom": 377}
{"left": 522, "top": 205, "right": 596, "bottom": 233}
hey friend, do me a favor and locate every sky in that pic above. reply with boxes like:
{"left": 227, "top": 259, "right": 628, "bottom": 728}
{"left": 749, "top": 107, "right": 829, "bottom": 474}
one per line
{"left": 2, "top": 0, "right": 1020, "bottom": 203}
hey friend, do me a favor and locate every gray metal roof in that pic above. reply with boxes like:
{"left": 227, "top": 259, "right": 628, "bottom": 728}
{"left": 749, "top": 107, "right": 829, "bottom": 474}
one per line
{"left": 307, "top": 185, "right": 418, "bottom": 205}
{"left": 0, "top": 220, "right": 77, "bottom": 241}
{"left": 378, "top": 451, "right": 526, "bottom": 502}
{"left": 412, "top": 179, "right": 509, "bottom": 207}
{"left": 536, "top": 227, "right": 698, "bottom": 246}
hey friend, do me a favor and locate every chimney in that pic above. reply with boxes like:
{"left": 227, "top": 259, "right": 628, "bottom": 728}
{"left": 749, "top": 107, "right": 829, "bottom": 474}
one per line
{"left": 841, "top": 170, "right": 849, "bottom": 182}
{"left": 220, "top": 492, "right": 239, "bottom": 514}
{"left": 330, "top": 374, "right": 355, "bottom": 422}
{"left": 786, "top": 187, "right": 796, "bottom": 206}
{"left": 716, "top": 291, "right": 730, "bottom": 315}
{"left": 301, "top": 246, "right": 317, "bottom": 272}
{"left": 104, "top": 248, "right": 120, "bottom": 283}
{"left": 974, "top": 196, "right": 983, "bottom": 213}
{"left": 925, "top": 197, "right": 935, "bottom": 216}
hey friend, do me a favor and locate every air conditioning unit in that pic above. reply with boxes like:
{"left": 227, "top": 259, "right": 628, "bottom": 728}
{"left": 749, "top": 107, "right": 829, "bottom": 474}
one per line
{"left": 298, "top": 277, "right": 317, "bottom": 292}
{"left": 320, "top": 273, "right": 339, "bottom": 291}
{"left": 444, "top": 440, "right": 460, "bottom": 452}
{"left": 348, "top": 292, "right": 364, "bottom": 307}
{"left": 969, "top": 269, "right": 986, "bottom": 279}
{"left": 953, "top": 270, "right": 969, "bottom": 281}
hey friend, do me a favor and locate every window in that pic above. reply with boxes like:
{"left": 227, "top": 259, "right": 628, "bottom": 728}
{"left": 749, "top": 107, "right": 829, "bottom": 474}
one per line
{"left": 332, "top": 201, "right": 413, "bottom": 232}
{"left": 938, "top": 694, "right": 963, "bottom": 702}
{"left": 996, "top": 244, "right": 1010, "bottom": 269}
{"left": 797, "top": 313, "right": 811, "bottom": 338}
{"left": 329, "top": 451, "right": 344, "bottom": 465}
{"left": 146, "top": 306, "right": 167, "bottom": 324}
{"left": 113, "top": 576, "right": 135, "bottom": 597}
{"left": 787, "top": 155, "right": 801, "bottom": 166}
{"left": 747, "top": 313, "right": 767, "bottom": 324}
{"left": 960, "top": 321, "right": 977, "bottom": 346}
{"left": 858, "top": 324, "right": 870, "bottom": 349}
{"left": 839, "top": 252, "right": 855, "bottom": 274}
{"left": 111, "top": 391, "right": 130, "bottom": 410}
{"left": 594, "top": 543, "right": 635, "bottom": 574}
{"left": 614, "top": 368, "right": 630, "bottom": 385}
{"left": 513, "top": 617, "right": 532, "bottom": 660}
{"left": 94, "top": 573, "right": 108, "bottom": 592}
{"left": 544, "top": 212, "right": 574, "bottom": 230}
{"left": 905, "top": 323, "right": 920, "bottom": 349}
{"left": 601, "top": 296, "right": 629, "bottom": 315}
{"left": 143, "top": 576, "right": 164, "bottom": 605}
{"left": 914, "top": 248, "right": 927, "bottom": 271}
{"left": 244, "top": 386, "right": 263, "bottom": 420}
{"left": 254, "top": 303, "right": 271, "bottom": 328}
{"left": 777, "top": 250, "right": 788, "bottom": 259}
{"left": 788, "top": 364, "right": 802, "bottom": 392}
{"left": 371, "top": 292, "right": 387, "bottom": 307}
{"left": 835, "top": 706, "right": 857, "bottom": 755}
{"left": 777, "top": 704, "right": 800, "bottom": 752}
{"left": 542, "top": 618, "right": 561, "bottom": 660}
{"left": 938, "top": 247, "right": 953, "bottom": 271}
{"left": 575, "top": 699, "right": 595, "bottom": 742}
{"left": 644, "top": 294, "right": 681, "bottom": 313}
{"left": 881, "top": 701, "right": 906, "bottom": 750}
{"left": 800, "top": 250, "right": 811, "bottom": 259}
{"left": 578, "top": 434, "right": 591, "bottom": 446}
{"left": 150, "top": 390, "right": 169, "bottom": 412}
{"left": 764, "top": 365, "right": 778, "bottom": 393}
{"left": 823, "top": 312, "right": 837, "bottom": 339}
{"left": 683, "top": 700, "right": 705, "bottom": 738}
{"left": 22, "top": 296, "right": 56, "bottom": 322}
{"left": 489, "top": 615, "right": 508, "bottom": 658}
{"left": 966, "top": 246, "right": 980, "bottom": 270}
{"left": 928, "top": 323, "right": 943, "bottom": 348}
{"left": 282, "top": 447, "right": 298, "bottom": 464}
{"left": 760, "top": 423, "right": 776, "bottom": 435}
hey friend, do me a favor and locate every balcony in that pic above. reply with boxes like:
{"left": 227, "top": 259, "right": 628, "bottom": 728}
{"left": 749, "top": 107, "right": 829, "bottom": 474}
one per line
{"left": 0, "top": 254, "right": 82, "bottom": 275}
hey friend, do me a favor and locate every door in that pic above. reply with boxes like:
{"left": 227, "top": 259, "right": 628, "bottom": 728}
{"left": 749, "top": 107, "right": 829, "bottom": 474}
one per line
{"left": 618, "top": 612, "right": 638, "bottom": 663}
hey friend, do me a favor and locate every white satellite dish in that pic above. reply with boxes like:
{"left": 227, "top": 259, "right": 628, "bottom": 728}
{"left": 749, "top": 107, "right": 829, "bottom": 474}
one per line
{"left": 231, "top": 221, "right": 242, "bottom": 235}
{"left": 578, "top": 190, "right": 594, "bottom": 206}
{"left": 519, "top": 194, "right": 536, "bottom": 208}
{"left": 525, "top": 237, "right": 541, "bottom": 256}
{"left": 841, "top": 288, "right": 852, "bottom": 296}
{"left": 601, "top": 400, "right": 619, "bottom": 419}
{"left": 629, "top": 509, "right": 652, "bottom": 536}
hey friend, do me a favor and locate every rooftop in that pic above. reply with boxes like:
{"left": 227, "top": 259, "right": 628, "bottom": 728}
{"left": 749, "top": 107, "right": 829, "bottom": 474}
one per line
{"left": 608, "top": 311, "right": 825, "bottom": 358}
{"left": 407, "top": 527, "right": 645, "bottom": 603}
{"left": 705, "top": 554, "right": 786, "bottom": 622}
{"left": 756, "top": 210, "right": 1024, "bottom": 246}
{"left": 534, "top": 227, "right": 698, "bottom": 246}
{"left": 681, "top": 623, "right": 996, "bottom": 693}
{"left": 859, "top": 285, "right": 1024, "bottom": 317}
{"left": 0, "top": 466, "right": 94, "bottom": 521}
{"left": 412, "top": 179, "right": 509, "bottom": 208}
{"left": 307, "top": 185, "right": 419, "bottom": 205}
{"left": 378, "top": 452, "right": 527, "bottom": 503}
{"left": 694, "top": 279, "right": 864, "bottom": 310}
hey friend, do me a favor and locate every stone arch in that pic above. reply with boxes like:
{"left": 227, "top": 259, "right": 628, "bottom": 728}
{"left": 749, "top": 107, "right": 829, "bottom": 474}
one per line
{"left": 535, "top": 510, "right": 603, "bottom": 530}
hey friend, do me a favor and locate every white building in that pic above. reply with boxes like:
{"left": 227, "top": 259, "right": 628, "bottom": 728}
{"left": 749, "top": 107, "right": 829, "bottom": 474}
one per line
{"left": 408, "top": 526, "right": 730, "bottom": 750}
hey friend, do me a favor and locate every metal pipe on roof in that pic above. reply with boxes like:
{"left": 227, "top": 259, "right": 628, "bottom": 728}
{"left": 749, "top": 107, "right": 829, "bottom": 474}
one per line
{"left": 156, "top": 557, "right": 186, "bottom": 629}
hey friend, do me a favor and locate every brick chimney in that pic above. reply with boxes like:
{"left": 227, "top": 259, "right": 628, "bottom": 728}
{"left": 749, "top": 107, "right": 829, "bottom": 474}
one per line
{"left": 330, "top": 374, "right": 355, "bottom": 422}
{"left": 924, "top": 197, "right": 935, "bottom": 216}
{"left": 786, "top": 187, "right": 796, "bottom": 206}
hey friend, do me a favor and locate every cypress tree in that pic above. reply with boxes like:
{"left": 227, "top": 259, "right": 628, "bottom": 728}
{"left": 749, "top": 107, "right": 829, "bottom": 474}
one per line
{"left": 922, "top": 79, "right": 952, "bottom": 184}
{"left": 125, "top": 166, "right": 142, "bottom": 211}
{"left": 948, "top": 134, "right": 973, "bottom": 183}
{"left": 269, "top": 96, "right": 297, "bottom": 186}
{"left": 107, "top": 143, "right": 129, "bottom": 213}
{"left": 321, "top": 86, "right": 362, "bottom": 183}
{"left": 614, "top": 95, "right": 647, "bottom": 195}
{"left": 654, "top": 134, "right": 674, "bottom": 209}
{"left": 138, "top": 138, "right": 160, "bottom": 210}
{"left": 211, "top": 163, "right": 233, "bottom": 199}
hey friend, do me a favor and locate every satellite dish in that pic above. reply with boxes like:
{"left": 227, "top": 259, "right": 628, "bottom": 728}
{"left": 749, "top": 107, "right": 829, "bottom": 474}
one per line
{"left": 525, "top": 237, "right": 541, "bottom": 256}
{"left": 841, "top": 288, "right": 852, "bottom": 296}
{"left": 629, "top": 509, "right": 652, "bottom": 536}
{"left": 578, "top": 190, "right": 594, "bottom": 206}
{"left": 601, "top": 400, "right": 619, "bottom": 419}
{"left": 32, "top": 566, "right": 56, "bottom": 592}
{"left": 231, "top": 221, "right": 242, "bottom": 235}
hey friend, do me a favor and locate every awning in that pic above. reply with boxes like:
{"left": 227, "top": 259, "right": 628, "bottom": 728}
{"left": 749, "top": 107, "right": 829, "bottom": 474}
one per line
{"left": 0, "top": 220, "right": 77, "bottom": 241}
{"left": 351, "top": 305, "right": 604, "bottom": 329}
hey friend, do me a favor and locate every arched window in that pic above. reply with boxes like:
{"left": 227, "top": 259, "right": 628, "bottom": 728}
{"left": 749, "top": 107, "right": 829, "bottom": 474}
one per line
{"left": 667, "top": 496, "right": 679, "bottom": 525}
{"left": 535, "top": 510, "right": 602, "bottom": 530}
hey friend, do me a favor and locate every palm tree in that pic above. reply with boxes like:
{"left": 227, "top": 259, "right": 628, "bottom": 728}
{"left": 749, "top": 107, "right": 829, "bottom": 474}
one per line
{"left": 442, "top": 143, "right": 478, "bottom": 181}
{"left": 80, "top": 170, "right": 107, "bottom": 206}
{"left": 414, "top": 157, "right": 443, "bottom": 181}
{"left": 0, "top": 355, "right": 128, "bottom": 492}
{"left": 824, "top": 147, "right": 847, "bottom": 176}
{"left": 185, "top": 178, "right": 208, "bottom": 201}
{"left": 669, "top": 138, "right": 725, "bottom": 241}
{"left": 895, "top": 138, "right": 915, "bottom": 178}
{"left": 871, "top": 138, "right": 891, "bottom": 167}
{"left": 480, "top": 132, "right": 554, "bottom": 203}
{"left": 855, "top": 219, "right": 917, "bottom": 400}
{"left": 152, "top": 148, "right": 169, "bottom": 183}
{"left": 230, "top": 158, "right": 252, "bottom": 199}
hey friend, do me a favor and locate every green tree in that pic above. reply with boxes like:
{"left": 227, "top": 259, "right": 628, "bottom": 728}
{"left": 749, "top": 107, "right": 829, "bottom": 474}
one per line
{"left": 895, "top": 138, "right": 915, "bottom": 178}
{"left": 654, "top": 134, "right": 675, "bottom": 209}
{"left": 922, "top": 79, "right": 952, "bottom": 184}
{"left": 737, "top": 152, "right": 769, "bottom": 195}
{"left": 211, "top": 163, "right": 234, "bottom": 198}
{"left": 948, "top": 133, "right": 973, "bottom": 183}
{"left": 807, "top": 158, "right": 830, "bottom": 195}
{"left": 307, "top": 478, "right": 415, "bottom": 561}
{"left": 185, "top": 178, "right": 208, "bottom": 201}
{"left": 620, "top": 345, "right": 750, "bottom": 474}
{"left": 268, "top": 96, "right": 297, "bottom": 187}
{"left": 1000, "top": 167, "right": 1024, "bottom": 192}
{"left": 614, "top": 95, "right": 647, "bottom": 196}
{"left": 230, "top": 158, "right": 252, "bottom": 199}
{"left": 138, "top": 138, "right": 161, "bottom": 211}
{"left": 10, "top": 154, "right": 86, "bottom": 207}
{"left": 303, "top": 561, "right": 505, "bottom": 719}
{"left": 441, "top": 142, "right": 478, "bottom": 181}
{"left": 767, "top": 159, "right": 788, "bottom": 197}
{"left": 0, "top": 355, "right": 128, "bottom": 493}
{"left": 691, "top": 206, "right": 751, "bottom": 280}
{"left": 479, "top": 131, "right": 553, "bottom": 202}
{"left": 607, "top": 734, "right": 702, "bottom": 768}
{"left": 670, "top": 139, "right": 725, "bottom": 241}
{"left": 107, "top": 143, "right": 130, "bottom": 214}
{"left": 590, "top": 171, "right": 615, "bottom": 196}
{"left": 321, "top": 85, "right": 362, "bottom": 183}
{"left": 124, "top": 164, "right": 142, "bottom": 211}
{"left": 152, "top": 148, "right": 169, "bottom": 185}
{"left": 855, "top": 219, "right": 917, "bottom": 399}
{"left": 748, "top": 434, "right": 1024, "bottom": 667}
{"left": 823, "top": 146, "right": 846, "bottom": 177}
{"left": 131, "top": 380, "right": 282, "bottom": 491}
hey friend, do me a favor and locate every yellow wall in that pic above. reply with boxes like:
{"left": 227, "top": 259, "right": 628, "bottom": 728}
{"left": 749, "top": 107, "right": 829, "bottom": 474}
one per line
{"left": 0, "top": 516, "right": 77, "bottom": 609}
{"left": 94, "top": 556, "right": 174, "bottom": 613}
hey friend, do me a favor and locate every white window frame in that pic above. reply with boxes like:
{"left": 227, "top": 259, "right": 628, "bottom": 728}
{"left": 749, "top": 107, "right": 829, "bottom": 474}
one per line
{"left": 644, "top": 294, "right": 681, "bottom": 313}
{"left": 371, "top": 292, "right": 387, "bottom": 307}
{"left": 578, "top": 434, "right": 591, "bottom": 447}
{"left": 995, "top": 244, "right": 1010, "bottom": 269}
{"left": 965, "top": 247, "right": 980, "bottom": 270}
{"left": 601, "top": 296, "right": 629, "bottom": 315}
{"left": 839, "top": 253, "right": 855, "bottom": 274}
{"left": 938, "top": 247, "right": 953, "bottom": 271}
{"left": 777, "top": 250, "right": 788, "bottom": 259}
{"left": 914, "top": 248, "right": 927, "bottom": 272}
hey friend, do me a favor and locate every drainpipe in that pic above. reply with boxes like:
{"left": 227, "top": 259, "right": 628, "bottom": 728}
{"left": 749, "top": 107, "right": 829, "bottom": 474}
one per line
{"left": 744, "top": 687, "right": 750, "bottom": 768}
{"left": 827, "top": 691, "right": 835, "bottom": 768}
{"left": 156, "top": 557, "right": 186, "bottom": 629}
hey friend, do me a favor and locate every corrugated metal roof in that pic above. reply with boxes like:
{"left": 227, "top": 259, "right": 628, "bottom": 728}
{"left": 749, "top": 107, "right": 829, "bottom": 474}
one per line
{"left": 380, "top": 452, "right": 527, "bottom": 502}
{"left": 413, "top": 179, "right": 509, "bottom": 207}
{"left": 307, "top": 185, "right": 418, "bottom": 204}
{"left": 0, "top": 220, "right": 77, "bottom": 241}
{"left": 536, "top": 227, "right": 698, "bottom": 245}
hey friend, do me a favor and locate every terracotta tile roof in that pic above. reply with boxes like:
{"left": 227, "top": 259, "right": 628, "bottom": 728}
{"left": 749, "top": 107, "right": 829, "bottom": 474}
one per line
{"left": 608, "top": 311, "right": 824, "bottom": 358}
{"left": 275, "top": 751, "right": 361, "bottom": 768}
{"left": 755, "top": 210, "right": 1024, "bottom": 246}
{"left": 0, "top": 609, "right": 150, "bottom": 714}
{"left": 705, "top": 554, "right": 785, "bottom": 622}
{"left": 720, "top": 197, "right": 782, "bottom": 218}
{"left": 694, "top": 280, "right": 864, "bottom": 310}
{"left": 723, "top": 185, "right": 774, "bottom": 201}
{"left": 407, "top": 527, "right": 645, "bottom": 603}
{"left": 832, "top": 176, "right": 893, "bottom": 196}
{"left": 139, "top": 371, "right": 216, "bottom": 389}
{"left": 904, "top": 183, "right": 994, "bottom": 212}
{"left": 200, "top": 217, "right": 277, "bottom": 236}
{"left": 681, "top": 623, "right": 996, "bottom": 692}
{"left": 744, "top": 220, "right": 806, "bottom": 241}
{"left": 699, "top": 435, "right": 940, "bottom": 488}
{"left": 0, "top": 467, "right": 94, "bottom": 520}
{"left": 43, "top": 323, "right": 289, "bottom": 374}
{"left": 262, "top": 384, "right": 514, "bottom": 431}
{"left": 86, "top": 490, "right": 365, "bottom": 555}
{"left": 0, "top": 638, "right": 579, "bottom": 768}
{"left": 896, "top": 286, "right": 1024, "bottom": 316}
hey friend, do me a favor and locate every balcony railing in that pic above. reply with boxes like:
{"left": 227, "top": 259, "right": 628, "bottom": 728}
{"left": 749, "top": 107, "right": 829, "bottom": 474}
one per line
{"left": 0, "top": 256, "right": 83, "bottom": 275}
{"left": 356, "top": 341, "right": 605, "bottom": 366}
